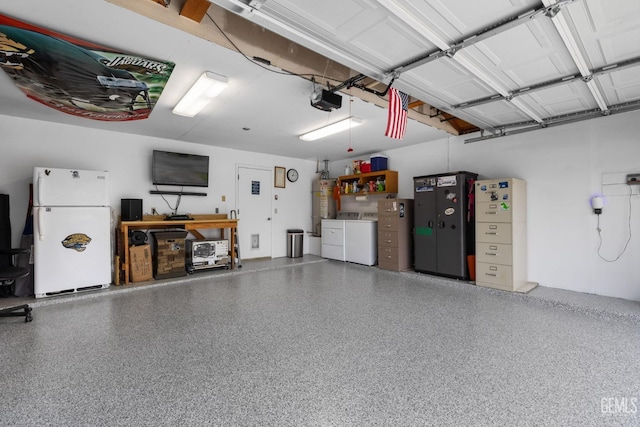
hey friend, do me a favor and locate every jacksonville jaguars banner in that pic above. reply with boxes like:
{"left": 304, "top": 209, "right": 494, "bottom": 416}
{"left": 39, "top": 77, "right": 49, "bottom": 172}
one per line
{"left": 0, "top": 13, "right": 175, "bottom": 121}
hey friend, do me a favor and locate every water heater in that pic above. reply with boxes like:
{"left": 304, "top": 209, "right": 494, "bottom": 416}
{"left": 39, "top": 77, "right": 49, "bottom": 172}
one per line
{"left": 311, "top": 179, "right": 336, "bottom": 236}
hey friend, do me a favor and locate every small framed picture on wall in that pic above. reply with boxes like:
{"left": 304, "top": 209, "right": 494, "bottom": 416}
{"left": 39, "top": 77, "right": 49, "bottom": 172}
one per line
{"left": 274, "top": 166, "right": 286, "bottom": 188}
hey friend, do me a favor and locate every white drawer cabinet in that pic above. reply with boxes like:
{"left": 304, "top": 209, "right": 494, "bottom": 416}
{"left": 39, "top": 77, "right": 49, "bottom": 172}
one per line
{"left": 476, "top": 222, "right": 513, "bottom": 245}
{"left": 476, "top": 242, "right": 514, "bottom": 265}
{"left": 475, "top": 179, "right": 536, "bottom": 293}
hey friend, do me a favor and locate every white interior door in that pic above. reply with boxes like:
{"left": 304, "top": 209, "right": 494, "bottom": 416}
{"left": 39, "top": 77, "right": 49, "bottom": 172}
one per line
{"left": 237, "top": 165, "right": 272, "bottom": 259}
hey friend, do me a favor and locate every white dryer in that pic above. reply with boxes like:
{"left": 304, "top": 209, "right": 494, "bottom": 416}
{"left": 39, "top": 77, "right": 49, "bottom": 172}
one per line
{"left": 345, "top": 211, "right": 378, "bottom": 266}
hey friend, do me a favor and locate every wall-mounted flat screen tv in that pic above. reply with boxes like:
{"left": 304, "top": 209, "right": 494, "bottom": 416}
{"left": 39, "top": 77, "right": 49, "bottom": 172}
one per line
{"left": 152, "top": 150, "right": 209, "bottom": 187}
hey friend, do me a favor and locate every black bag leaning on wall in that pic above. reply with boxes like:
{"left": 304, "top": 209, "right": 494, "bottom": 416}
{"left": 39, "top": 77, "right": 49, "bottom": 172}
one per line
{"left": 0, "top": 194, "right": 14, "bottom": 297}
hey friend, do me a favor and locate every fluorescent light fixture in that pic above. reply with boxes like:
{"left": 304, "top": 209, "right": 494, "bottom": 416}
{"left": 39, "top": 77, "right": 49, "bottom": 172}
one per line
{"left": 299, "top": 117, "right": 363, "bottom": 141}
{"left": 172, "top": 71, "right": 228, "bottom": 117}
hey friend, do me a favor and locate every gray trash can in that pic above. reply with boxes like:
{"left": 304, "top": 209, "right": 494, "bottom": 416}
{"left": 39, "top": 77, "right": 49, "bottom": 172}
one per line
{"left": 287, "top": 229, "right": 304, "bottom": 258}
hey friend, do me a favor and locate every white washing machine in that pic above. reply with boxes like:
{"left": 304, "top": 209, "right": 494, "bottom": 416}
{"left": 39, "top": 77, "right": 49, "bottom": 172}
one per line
{"left": 321, "top": 212, "right": 360, "bottom": 261}
{"left": 345, "top": 212, "right": 378, "bottom": 266}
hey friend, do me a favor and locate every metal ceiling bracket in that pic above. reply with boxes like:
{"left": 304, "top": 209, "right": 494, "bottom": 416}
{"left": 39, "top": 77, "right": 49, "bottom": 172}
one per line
{"left": 352, "top": 77, "right": 395, "bottom": 97}
{"left": 445, "top": 47, "right": 459, "bottom": 58}
{"left": 332, "top": 74, "right": 367, "bottom": 92}
{"left": 429, "top": 109, "right": 442, "bottom": 118}
{"left": 545, "top": 6, "right": 562, "bottom": 18}
{"left": 544, "top": 0, "right": 577, "bottom": 18}
{"left": 332, "top": 73, "right": 396, "bottom": 98}
{"left": 247, "top": 0, "right": 266, "bottom": 9}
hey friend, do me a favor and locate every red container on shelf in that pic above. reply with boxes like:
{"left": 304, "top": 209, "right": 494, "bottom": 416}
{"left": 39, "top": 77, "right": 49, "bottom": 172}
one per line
{"left": 360, "top": 161, "right": 371, "bottom": 173}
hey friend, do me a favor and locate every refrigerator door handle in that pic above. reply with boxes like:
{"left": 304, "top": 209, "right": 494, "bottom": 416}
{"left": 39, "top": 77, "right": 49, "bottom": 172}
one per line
{"left": 37, "top": 207, "right": 45, "bottom": 241}
{"left": 37, "top": 170, "right": 44, "bottom": 206}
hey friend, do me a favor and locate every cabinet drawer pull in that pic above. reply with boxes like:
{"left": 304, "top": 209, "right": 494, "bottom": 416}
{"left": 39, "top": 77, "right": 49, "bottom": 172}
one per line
{"left": 489, "top": 245, "right": 498, "bottom": 250}
{"left": 489, "top": 225, "right": 498, "bottom": 229}
{"left": 485, "top": 273, "right": 498, "bottom": 277}
{"left": 485, "top": 211, "right": 497, "bottom": 215}
{"left": 485, "top": 252, "right": 496, "bottom": 256}
{"left": 386, "top": 240, "right": 392, "bottom": 243}
{"left": 485, "top": 232, "right": 498, "bottom": 235}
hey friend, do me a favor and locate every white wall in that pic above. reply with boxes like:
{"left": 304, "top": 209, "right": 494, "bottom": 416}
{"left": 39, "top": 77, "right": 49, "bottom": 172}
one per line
{"left": 3, "top": 110, "right": 640, "bottom": 300}
{"left": 331, "top": 110, "right": 640, "bottom": 301}
{"left": 0, "top": 115, "right": 317, "bottom": 259}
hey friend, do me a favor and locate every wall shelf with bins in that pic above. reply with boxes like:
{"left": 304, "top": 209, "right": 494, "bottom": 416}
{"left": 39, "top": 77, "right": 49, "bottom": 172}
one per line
{"left": 338, "top": 170, "right": 398, "bottom": 196}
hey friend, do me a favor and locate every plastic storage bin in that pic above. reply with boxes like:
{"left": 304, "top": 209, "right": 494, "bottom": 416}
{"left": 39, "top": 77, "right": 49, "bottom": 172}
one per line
{"left": 287, "top": 229, "right": 304, "bottom": 258}
{"left": 371, "top": 156, "right": 388, "bottom": 171}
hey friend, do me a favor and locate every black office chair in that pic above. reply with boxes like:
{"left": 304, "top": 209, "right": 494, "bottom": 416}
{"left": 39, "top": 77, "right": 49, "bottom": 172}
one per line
{"left": 0, "top": 194, "right": 32, "bottom": 322}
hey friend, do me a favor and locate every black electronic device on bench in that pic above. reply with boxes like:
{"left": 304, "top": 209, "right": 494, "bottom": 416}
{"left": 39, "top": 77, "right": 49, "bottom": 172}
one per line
{"left": 164, "top": 214, "right": 193, "bottom": 221}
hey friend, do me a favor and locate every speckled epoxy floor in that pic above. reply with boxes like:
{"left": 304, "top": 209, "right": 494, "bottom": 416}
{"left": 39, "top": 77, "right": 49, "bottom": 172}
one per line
{"left": 1, "top": 258, "right": 639, "bottom": 426}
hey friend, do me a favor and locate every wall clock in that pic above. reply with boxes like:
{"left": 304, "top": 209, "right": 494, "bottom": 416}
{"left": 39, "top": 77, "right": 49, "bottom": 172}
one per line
{"left": 287, "top": 168, "right": 299, "bottom": 182}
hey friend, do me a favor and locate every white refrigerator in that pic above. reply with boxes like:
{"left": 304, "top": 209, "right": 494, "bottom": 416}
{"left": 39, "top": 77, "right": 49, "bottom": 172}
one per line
{"left": 33, "top": 167, "right": 111, "bottom": 297}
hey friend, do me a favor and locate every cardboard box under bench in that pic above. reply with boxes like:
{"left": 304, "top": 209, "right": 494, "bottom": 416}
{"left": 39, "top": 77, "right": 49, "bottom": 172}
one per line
{"left": 152, "top": 230, "right": 188, "bottom": 279}
{"left": 129, "top": 244, "right": 153, "bottom": 283}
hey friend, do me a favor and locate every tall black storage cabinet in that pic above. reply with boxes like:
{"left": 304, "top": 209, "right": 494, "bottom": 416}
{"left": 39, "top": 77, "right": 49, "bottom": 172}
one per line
{"left": 413, "top": 171, "right": 478, "bottom": 279}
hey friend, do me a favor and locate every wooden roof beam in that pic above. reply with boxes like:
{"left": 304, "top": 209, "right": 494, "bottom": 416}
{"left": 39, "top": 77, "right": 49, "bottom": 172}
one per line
{"left": 180, "top": 0, "right": 210, "bottom": 22}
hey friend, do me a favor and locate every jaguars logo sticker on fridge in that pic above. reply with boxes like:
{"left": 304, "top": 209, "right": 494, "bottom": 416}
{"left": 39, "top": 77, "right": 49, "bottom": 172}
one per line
{"left": 62, "top": 233, "right": 92, "bottom": 252}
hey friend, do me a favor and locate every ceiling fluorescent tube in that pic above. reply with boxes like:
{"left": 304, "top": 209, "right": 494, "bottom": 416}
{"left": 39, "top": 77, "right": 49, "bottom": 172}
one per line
{"left": 299, "top": 117, "right": 363, "bottom": 141}
{"left": 173, "top": 71, "right": 228, "bottom": 117}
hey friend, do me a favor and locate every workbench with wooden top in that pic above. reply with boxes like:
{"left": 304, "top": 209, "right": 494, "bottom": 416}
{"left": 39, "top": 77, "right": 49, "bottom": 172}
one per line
{"left": 117, "top": 214, "right": 238, "bottom": 285}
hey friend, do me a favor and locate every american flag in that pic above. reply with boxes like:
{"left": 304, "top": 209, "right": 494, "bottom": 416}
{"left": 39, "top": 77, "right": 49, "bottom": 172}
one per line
{"left": 385, "top": 87, "right": 409, "bottom": 140}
